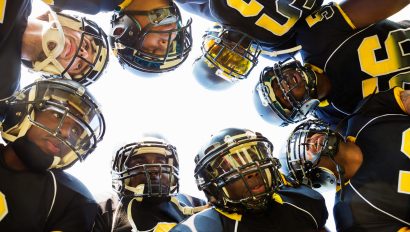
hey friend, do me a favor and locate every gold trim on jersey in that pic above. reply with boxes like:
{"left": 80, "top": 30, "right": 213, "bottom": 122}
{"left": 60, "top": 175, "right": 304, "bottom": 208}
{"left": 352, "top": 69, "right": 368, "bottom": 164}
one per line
{"left": 346, "top": 136, "right": 356, "bottom": 143}
{"left": 319, "top": 99, "right": 330, "bottom": 107}
{"left": 42, "top": 0, "right": 54, "bottom": 5}
{"left": 336, "top": 180, "right": 350, "bottom": 192}
{"left": 334, "top": 3, "right": 356, "bottom": 30}
{"left": 272, "top": 193, "right": 283, "bottom": 204}
{"left": 398, "top": 226, "right": 410, "bottom": 232}
{"left": 215, "top": 208, "right": 242, "bottom": 221}
{"left": 0, "top": 191, "right": 8, "bottom": 221}
{"left": 393, "top": 87, "right": 406, "bottom": 113}
{"left": 117, "top": 0, "right": 133, "bottom": 11}
{"left": 153, "top": 222, "right": 177, "bottom": 232}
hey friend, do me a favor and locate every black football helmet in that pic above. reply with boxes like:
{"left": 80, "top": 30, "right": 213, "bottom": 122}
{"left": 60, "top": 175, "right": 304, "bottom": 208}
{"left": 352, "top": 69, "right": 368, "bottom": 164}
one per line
{"left": 0, "top": 79, "right": 106, "bottom": 169}
{"left": 254, "top": 57, "right": 319, "bottom": 126}
{"left": 195, "top": 128, "right": 283, "bottom": 213}
{"left": 110, "top": 1, "right": 192, "bottom": 73}
{"left": 198, "top": 24, "right": 262, "bottom": 83}
{"left": 112, "top": 136, "right": 179, "bottom": 199}
{"left": 25, "top": 11, "right": 109, "bottom": 86}
{"left": 286, "top": 120, "right": 343, "bottom": 189}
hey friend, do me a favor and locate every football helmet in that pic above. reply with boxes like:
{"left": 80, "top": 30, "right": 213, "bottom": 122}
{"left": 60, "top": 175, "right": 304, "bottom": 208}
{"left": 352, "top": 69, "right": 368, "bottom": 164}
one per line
{"left": 286, "top": 120, "right": 342, "bottom": 189}
{"left": 198, "top": 24, "right": 261, "bottom": 82}
{"left": 112, "top": 136, "right": 179, "bottom": 199}
{"left": 0, "top": 79, "right": 106, "bottom": 169}
{"left": 195, "top": 128, "right": 283, "bottom": 213}
{"left": 192, "top": 55, "right": 235, "bottom": 91}
{"left": 26, "top": 11, "right": 109, "bottom": 86}
{"left": 110, "top": 1, "right": 192, "bottom": 73}
{"left": 254, "top": 57, "right": 319, "bottom": 126}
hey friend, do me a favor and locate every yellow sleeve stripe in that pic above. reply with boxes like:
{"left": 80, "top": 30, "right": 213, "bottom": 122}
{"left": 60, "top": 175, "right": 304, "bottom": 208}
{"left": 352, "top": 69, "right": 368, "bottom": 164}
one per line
{"left": 393, "top": 87, "right": 406, "bottom": 113}
{"left": 41, "top": 0, "right": 54, "bottom": 5}
{"left": 319, "top": 99, "right": 329, "bottom": 107}
{"left": 346, "top": 136, "right": 356, "bottom": 143}
{"left": 215, "top": 208, "right": 242, "bottom": 221}
{"left": 117, "top": 0, "right": 133, "bottom": 11}
{"left": 334, "top": 3, "right": 356, "bottom": 30}
{"left": 272, "top": 193, "right": 284, "bottom": 204}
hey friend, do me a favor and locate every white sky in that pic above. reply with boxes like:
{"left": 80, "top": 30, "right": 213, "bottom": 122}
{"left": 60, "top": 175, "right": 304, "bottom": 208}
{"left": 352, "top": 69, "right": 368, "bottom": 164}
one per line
{"left": 22, "top": 1, "right": 410, "bottom": 231}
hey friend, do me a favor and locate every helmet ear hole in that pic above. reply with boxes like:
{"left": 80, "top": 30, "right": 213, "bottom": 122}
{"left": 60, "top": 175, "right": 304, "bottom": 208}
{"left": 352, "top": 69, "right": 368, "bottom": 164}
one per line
{"left": 112, "top": 27, "right": 125, "bottom": 37}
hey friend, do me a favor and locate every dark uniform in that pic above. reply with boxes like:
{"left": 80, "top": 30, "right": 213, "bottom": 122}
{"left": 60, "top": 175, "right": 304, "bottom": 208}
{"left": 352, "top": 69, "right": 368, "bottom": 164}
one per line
{"left": 333, "top": 87, "right": 410, "bottom": 231}
{"left": 94, "top": 193, "right": 207, "bottom": 232}
{"left": 175, "top": 0, "right": 324, "bottom": 50}
{"left": 0, "top": 149, "right": 98, "bottom": 231}
{"left": 296, "top": 3, "right": 410, "bottom": 127}
{"left": 0, "top": 0, "right": 119, "bottom": 100}
{"left": 170, "top": 185, "right": 328, "bottom": 232}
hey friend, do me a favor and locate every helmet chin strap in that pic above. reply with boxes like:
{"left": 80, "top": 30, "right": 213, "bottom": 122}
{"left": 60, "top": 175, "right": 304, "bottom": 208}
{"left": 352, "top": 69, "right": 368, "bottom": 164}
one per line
{"left": 125, "top": 184, "right": 145, "bottom": 202}
{"left": 33, "top": 11, "right": 67, "bottom": 77}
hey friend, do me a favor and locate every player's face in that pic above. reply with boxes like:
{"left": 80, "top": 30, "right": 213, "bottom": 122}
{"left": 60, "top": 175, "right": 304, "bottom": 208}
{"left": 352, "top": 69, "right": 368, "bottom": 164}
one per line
{"left": 127, "top": 153, "right": 172, "bottom": 189}
{"left": 56, "top": 26, "right": 96, "bottom": 76}
{"left": 272, "top": 68, "right": 307, "bottom": 109}
{"left": 224, "top": 170, "right": 267, "bottom": 200}
{"left": 26, "top": 108, "right": 84, "bottom": 157}
{"left": 212, "top": 152, "right": 268, "bottom": 200}
{"left": 134, "top": 14, "right": 178, "bottom": 56}
{"left": 304, "top": 132, "right": 326, "bottom": 165}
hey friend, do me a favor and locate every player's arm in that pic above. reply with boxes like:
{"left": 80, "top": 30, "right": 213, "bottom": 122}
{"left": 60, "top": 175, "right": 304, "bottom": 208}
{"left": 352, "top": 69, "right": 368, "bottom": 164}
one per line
{"left": 400, "top": 90, "right": 410, "bottom": 114}
{"left": 43, "top": 0, "right": 122, "bottom": 14}
{"left": 174, "top": 0, "right": 215, "bottom": 21}
{"left": 340, "top": 0, "right": 410, "bottom": 28}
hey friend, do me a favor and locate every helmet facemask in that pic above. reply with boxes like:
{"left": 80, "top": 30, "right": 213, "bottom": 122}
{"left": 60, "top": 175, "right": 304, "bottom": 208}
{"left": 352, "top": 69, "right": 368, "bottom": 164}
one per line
{"left": 110, "top": 4, "right": 192, "bottom": 73}
{"left": 1, "top": 79, "right": 106, "bottom": 169}
{"left": 195, "top": 129, "right": 283, "bottom": 213}
{"left": 112, "top": 139, "right": 180, "bottom": 200}
{"left": 201, "top": 24, "right": 261, "bottom": 82}
{"left": 32, "top": 11, "right": 109, "bottom": 86}
{"left": 286, "top": 120, "right": 342, "bottom": 189}
{"left": 256, "top": 57, "right": 319, "bottom": 125}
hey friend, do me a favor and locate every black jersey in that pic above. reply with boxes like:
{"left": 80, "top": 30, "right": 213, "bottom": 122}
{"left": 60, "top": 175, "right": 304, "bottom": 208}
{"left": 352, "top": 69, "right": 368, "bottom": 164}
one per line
{"left": 170, "top": 185, "right": 328, "bottom": 232}
{"left": 297, "top": 3, "right": 410, "bottom": 122}
{"left": 0, "top": 151, "right": 98, "bottom": 231}
{"left": 175, "top": 0, "right": 323, "bottom": 49}
{"left": 0, "top": 0, "right": 31, "bottom": 100}
{"left": 333, "top": 88, "right": 410, "bottom": 231}
{"left": 93, "top": 193, "right": 207, "bottom": 232}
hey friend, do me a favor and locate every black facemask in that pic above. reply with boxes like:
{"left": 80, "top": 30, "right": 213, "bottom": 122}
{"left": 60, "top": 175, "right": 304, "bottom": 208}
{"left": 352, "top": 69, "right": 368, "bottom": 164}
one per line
{"left": 11, "top": 136, "right": 56, "bottom": 172}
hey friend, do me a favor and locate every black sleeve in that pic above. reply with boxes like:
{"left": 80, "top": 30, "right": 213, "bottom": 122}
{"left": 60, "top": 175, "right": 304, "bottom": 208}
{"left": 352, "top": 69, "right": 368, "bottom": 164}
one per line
{"left": 174, "top": 0, "right": 215, "bottom": 22}
{"left": 46, "top": 171, "right": 99, "bottom": 232}
{"left": 92, "top": 197, "right": 117, "bottom": 232}
{"left": 49, "top": 0, "right": 122, "bottom": 14}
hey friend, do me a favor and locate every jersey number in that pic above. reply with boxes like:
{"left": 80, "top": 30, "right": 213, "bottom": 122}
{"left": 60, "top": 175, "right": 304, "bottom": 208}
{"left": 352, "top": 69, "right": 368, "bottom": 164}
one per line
{"left": 359, "top": 29, "right": 410, "bottom": 97}
{"left": 0, "top": 0, "right": 7, "bottom": 24}
{"left": 226, "top": 0, "right": 317, "bottom": 36}
{"left": 0, "top": 191, "right": 8, "bottom": 221}
{"left": 398, "top": 128, "right": 410, "bottom": 194}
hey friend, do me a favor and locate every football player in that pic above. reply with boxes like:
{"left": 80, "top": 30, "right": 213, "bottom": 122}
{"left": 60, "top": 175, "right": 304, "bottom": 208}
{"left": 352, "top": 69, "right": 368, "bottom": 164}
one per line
{"left": 109, "top": 0, "right": 193, "bottom": 74}
{"left": 0, "top": 0, "right": 115, "bottom": 101}
{"left": 286, "top": 87, "right": 410, "bottom": 230}
{"left": 177, "top": 0, "right": 409, "bottom": 87}
{"left": 93, "top": 135, "right": 208, "bottom": 232}
{"left": 170, "top": 128, "right": 328, "bottom": 232}
{"left": 254, "top": 17, "right": 409, "bottom": 132}
{"left": 0, "top": 78, "right": 106, "bottom": 231}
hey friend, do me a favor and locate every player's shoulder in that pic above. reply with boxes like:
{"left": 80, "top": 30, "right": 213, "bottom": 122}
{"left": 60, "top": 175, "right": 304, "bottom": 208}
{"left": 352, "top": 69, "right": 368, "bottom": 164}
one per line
{"left": 170, "top": 207, "right": 222, "bottom": 232}
{"left": 175, "top": 193, "right": 207, "bottom": 207}
{"left": 51, "top": 169, "right": 94, "bottom": 202}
